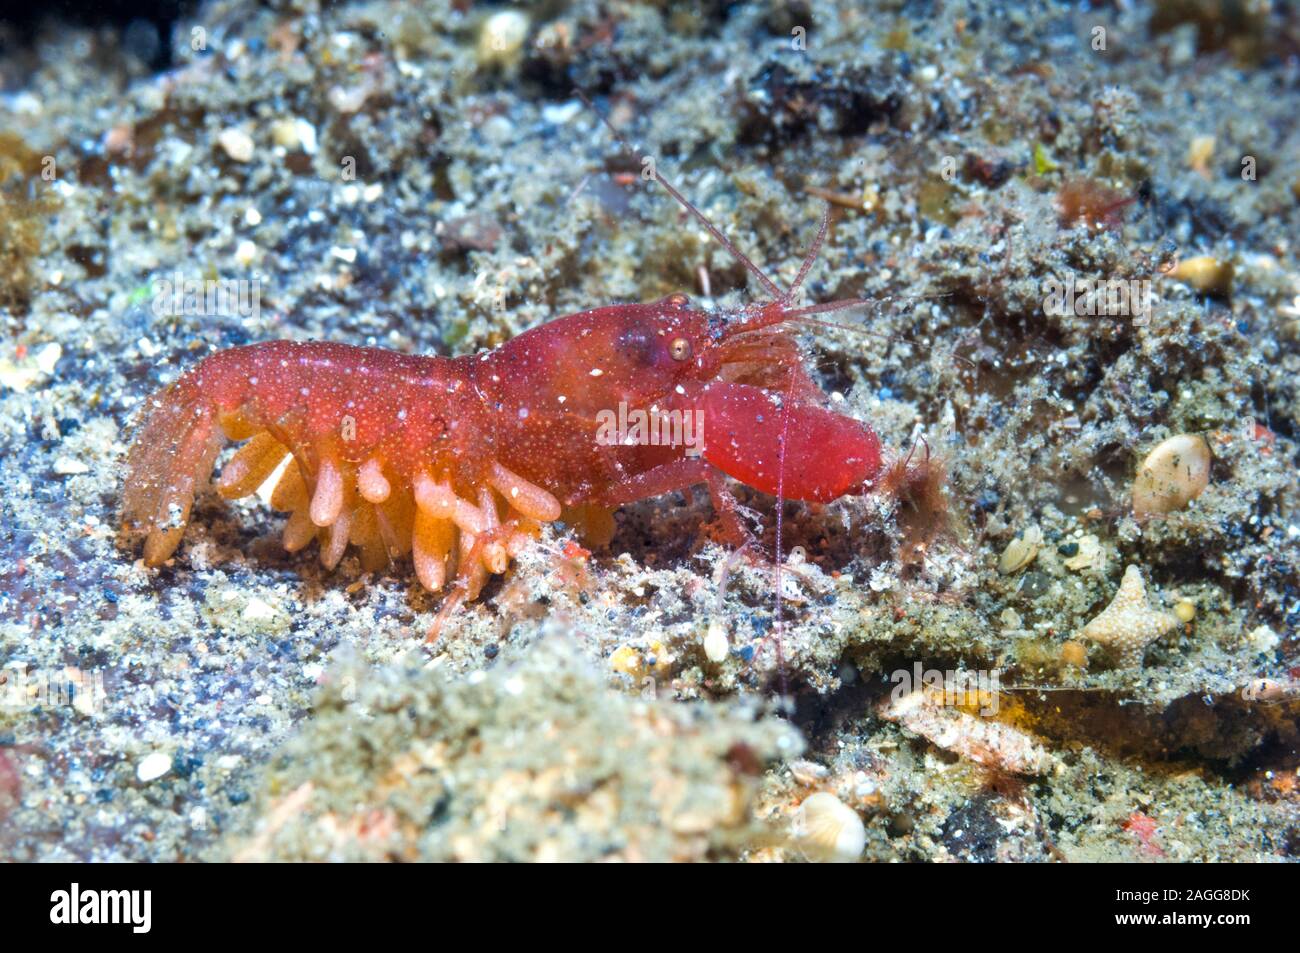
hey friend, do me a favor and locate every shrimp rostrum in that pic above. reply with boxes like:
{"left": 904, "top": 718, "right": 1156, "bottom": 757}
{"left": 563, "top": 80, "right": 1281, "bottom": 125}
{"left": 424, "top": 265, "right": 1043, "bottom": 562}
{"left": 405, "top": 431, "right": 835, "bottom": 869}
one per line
{"left": 123, "top": 139, "right": 934, "bottom": 627}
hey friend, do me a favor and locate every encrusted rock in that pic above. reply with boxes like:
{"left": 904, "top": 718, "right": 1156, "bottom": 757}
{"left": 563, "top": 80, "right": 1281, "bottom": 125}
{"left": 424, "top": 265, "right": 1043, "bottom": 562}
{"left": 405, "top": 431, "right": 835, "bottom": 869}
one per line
{"left": 1077, "top": 565, "right": 1179, "bottom": 666}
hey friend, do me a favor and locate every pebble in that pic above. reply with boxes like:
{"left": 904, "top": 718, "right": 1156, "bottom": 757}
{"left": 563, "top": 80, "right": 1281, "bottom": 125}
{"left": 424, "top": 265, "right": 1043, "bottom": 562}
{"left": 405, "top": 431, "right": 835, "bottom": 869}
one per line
{"left": 1166, "top": 255, "right": 1232, "bottom": 294}
{"left": 703, "top": 621, "right": 729, "bottom": 663}
{"left": 35, "top": 343, "right": 61, "bottom": 371}
{"left": 1247, "top": 625, "right": 1279, "bottom": 652}
{"left": 270, "top": 118, "right": 317, "bottom": 153}
{"left": 328, "top": 83, "right": 373, "bottom": 114}
{"left": 1063, "top": 534, "right": 1103, "bottom": 571}
{"left": 242, "top": 597, "right": 277, "bottom": 622}
{"left": 481, "top": 115, "right": 515, "bottom": 146}
{"left": 542, "top": 101, "right": 582, "bottom": 124}
{"left": 218, "top": 127, "right": 255, "bottom": 163}
{"left": 1132, "top": 434, "right": 1211, "bottom": 517}
{"left": 136, "top": 752, "right": 172, "bottom": 783}
{"left": 0, "top": 342, "right": 61, "bottom": 393}
{"left": 1060, "top": 641, "right": 1088, "bottom": 668}
{"left": 477, "top": 11, "right": 529, "bottom": 68}
{"left": 1186, "top": 135, "right": 1215, "bottom": 176}
{"left": 53, "top": 456, "right": 89, "bottom": 475}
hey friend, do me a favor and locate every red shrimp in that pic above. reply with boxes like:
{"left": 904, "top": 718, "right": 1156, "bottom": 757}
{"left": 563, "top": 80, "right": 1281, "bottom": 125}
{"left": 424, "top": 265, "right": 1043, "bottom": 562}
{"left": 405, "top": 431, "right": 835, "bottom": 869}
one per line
{"left": 123, "top": 127, "right": 936, "bottom": 636}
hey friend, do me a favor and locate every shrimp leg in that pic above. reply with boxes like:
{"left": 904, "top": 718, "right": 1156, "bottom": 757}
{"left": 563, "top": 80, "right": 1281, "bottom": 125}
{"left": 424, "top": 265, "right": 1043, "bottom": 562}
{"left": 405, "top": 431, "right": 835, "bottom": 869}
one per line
{"left": 593, "top": 458, "right": 752, "bottom": 545}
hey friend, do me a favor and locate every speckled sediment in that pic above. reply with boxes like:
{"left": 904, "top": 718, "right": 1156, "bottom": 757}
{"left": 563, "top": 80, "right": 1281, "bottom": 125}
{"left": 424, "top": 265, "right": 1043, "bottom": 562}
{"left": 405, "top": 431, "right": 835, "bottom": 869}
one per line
{"left": 1, "top": 0, "right": 1297, "bottom": 862}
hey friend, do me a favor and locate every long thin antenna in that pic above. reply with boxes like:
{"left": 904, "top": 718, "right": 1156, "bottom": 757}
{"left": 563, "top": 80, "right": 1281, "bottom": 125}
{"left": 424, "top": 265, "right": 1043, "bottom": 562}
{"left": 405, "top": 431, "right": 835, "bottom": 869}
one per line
{"left": 575, "top": 88, "right": 786, "bottom": 301}
{"left": 786, "top": 204, "right": 832, "bottom": 303}
{"left": 774, "top": 367, "right": 791, "bottom": 698}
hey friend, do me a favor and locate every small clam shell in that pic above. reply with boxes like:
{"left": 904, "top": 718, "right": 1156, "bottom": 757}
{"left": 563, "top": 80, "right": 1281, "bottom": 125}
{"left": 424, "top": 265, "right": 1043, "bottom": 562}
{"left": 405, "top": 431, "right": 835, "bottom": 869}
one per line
{"left": 998, "top": 526, "right": 1042, "bottom": 574}
{"left": 789, "top": 760, "right": 830, "bottom": 787}
{"left": 1132, "top": 434, "right": 1211, "bottom": 517}
{"left": 791, "top": 792, "right": 865, "bottom": 863}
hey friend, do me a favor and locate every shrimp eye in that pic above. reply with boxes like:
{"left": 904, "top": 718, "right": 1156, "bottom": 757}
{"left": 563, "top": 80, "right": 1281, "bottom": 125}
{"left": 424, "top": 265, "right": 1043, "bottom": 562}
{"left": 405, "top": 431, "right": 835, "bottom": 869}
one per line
{"left": 664, "top": 293, "right": 690, "bottom": 309}
{"left": 669, "top": 337, "right": 692, "bottom": 361}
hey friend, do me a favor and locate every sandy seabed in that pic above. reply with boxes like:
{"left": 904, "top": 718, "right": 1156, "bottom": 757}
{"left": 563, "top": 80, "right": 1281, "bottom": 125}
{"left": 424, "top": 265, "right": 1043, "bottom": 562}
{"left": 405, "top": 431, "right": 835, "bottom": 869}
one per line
{"left": 1, "top": 0, "right": 1298, "bottom": 862}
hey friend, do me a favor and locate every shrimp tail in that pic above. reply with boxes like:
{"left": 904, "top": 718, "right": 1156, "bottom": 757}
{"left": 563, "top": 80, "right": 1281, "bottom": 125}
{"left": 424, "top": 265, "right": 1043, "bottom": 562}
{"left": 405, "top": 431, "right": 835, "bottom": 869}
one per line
{"left": 122, "top": 375, "right": 224, "bottom": 566}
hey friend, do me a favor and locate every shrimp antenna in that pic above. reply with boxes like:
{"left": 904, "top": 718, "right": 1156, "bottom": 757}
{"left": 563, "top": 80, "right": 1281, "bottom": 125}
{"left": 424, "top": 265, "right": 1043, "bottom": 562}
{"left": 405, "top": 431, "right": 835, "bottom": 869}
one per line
{"left": 727, "top": 288, "right": 955, "bottom": 341}
{"left": 785, "top": 204, "right": 832, "bottom": 303}
{"left": 575, "top": 88, "right": 786, "bottom": 301}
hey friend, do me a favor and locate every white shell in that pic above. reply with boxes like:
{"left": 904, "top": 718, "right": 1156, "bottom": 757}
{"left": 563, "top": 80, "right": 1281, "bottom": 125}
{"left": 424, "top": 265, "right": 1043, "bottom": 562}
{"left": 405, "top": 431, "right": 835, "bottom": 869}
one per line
{"left": 703, "top": 621, "right": 729, "bottom": 663}
{"left": 792, "top": 792, "right": 865, "bottom": 863}
{"left": 998, "top": 526, "right": 1042, "bottom": 574}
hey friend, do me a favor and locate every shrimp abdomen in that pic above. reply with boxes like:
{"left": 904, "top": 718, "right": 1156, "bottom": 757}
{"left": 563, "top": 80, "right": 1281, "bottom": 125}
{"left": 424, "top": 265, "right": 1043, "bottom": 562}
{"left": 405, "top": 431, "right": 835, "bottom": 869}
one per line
{"left": 123, "top": 341, "right": 562, "bottom": 607}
